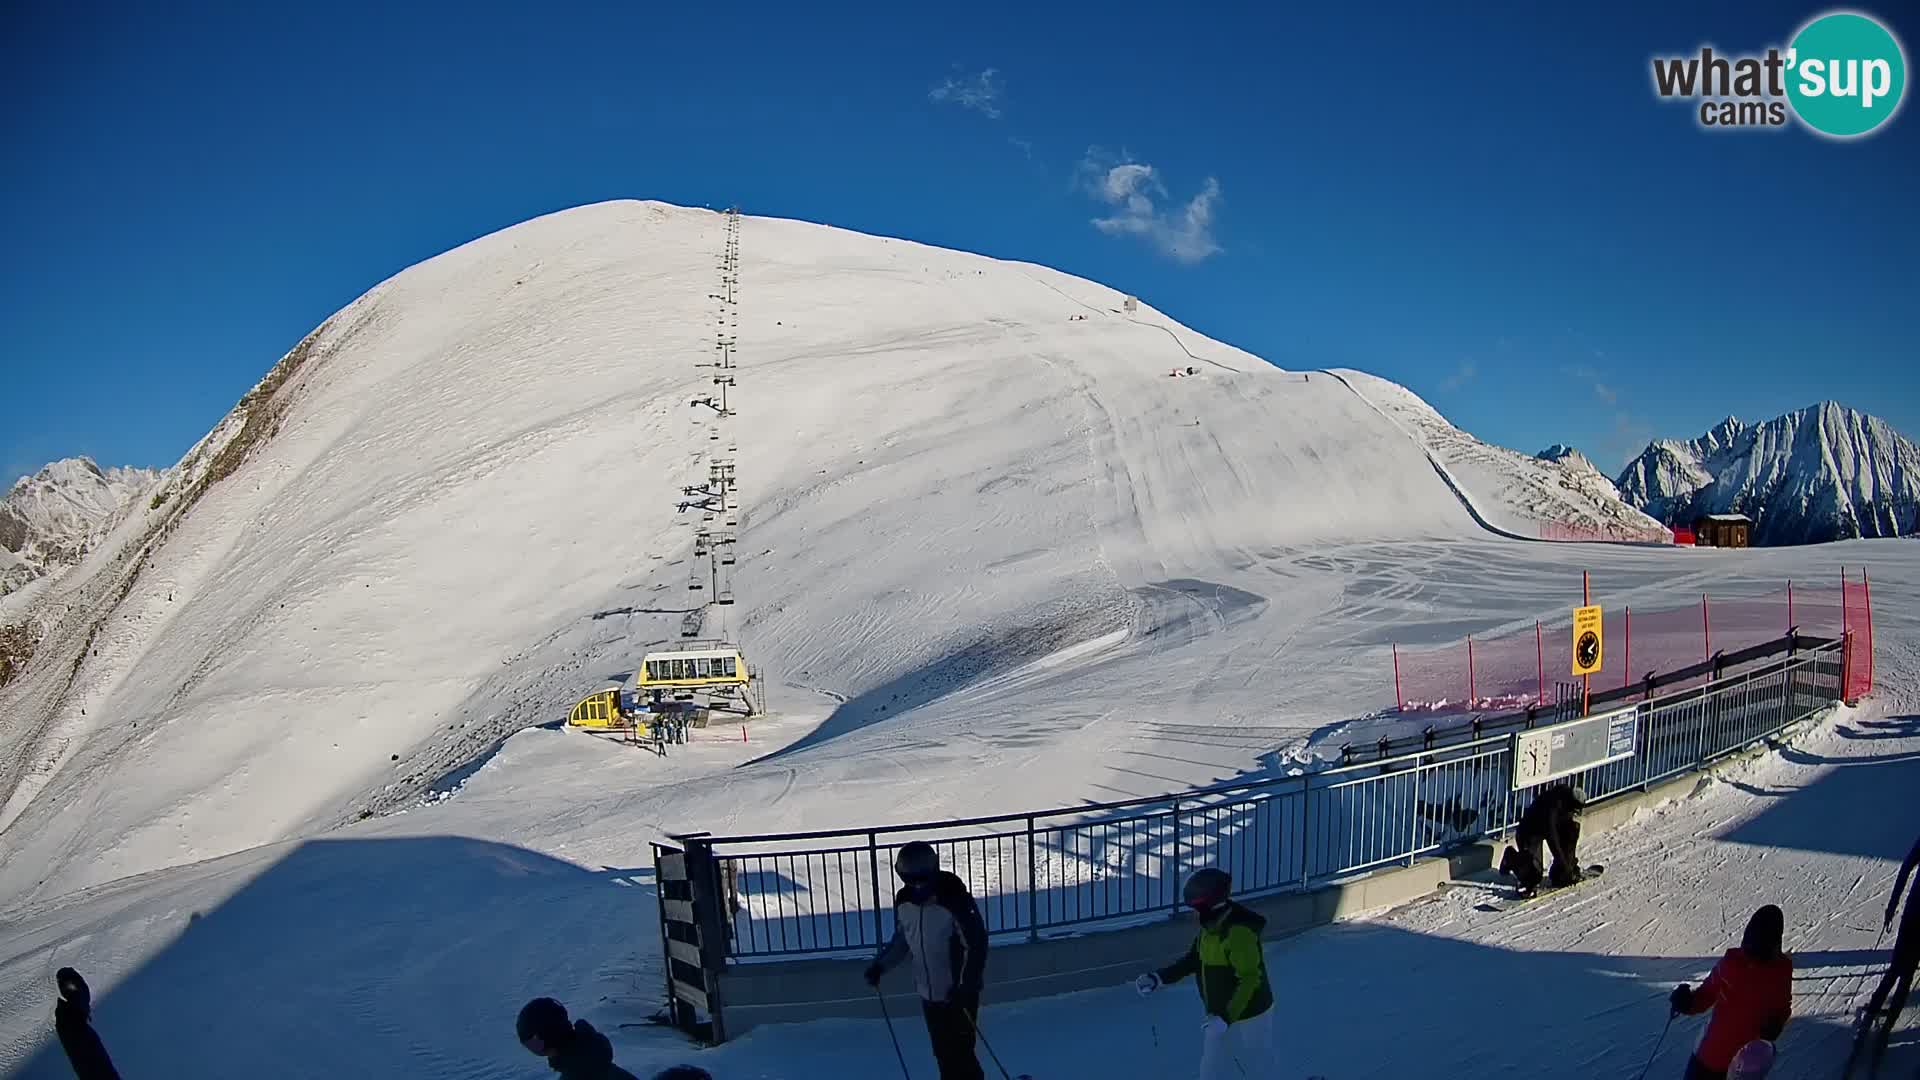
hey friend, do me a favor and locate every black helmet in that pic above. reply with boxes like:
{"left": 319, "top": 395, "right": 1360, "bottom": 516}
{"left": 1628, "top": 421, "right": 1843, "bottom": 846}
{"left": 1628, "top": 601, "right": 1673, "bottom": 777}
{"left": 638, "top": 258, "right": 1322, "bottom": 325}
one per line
{"left": 1182, "top": 868, "right": 1231, "bottom": 910}
{"left": 1742, "top": 904, "right": 1785, "bottom": 962}
{"left": 894, "top": 841, "right": 939, "bottom": 881}
{"left": 516, "top": 997, "right": 571, "bottom": 1049}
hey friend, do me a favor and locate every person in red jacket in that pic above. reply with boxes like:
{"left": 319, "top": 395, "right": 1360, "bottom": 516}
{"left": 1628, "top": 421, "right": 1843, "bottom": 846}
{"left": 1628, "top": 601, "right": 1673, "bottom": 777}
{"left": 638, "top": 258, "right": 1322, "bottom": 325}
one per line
{"left": 1670, "top": 905, "right": 1792, "bottom": 1080}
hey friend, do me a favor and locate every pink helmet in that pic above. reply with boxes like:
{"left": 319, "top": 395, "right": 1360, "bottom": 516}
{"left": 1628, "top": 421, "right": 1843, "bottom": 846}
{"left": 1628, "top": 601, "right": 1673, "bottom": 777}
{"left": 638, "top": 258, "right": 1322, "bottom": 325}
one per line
{"left": 1728, "top": 1039, "right": 1775, "bottom": 1079}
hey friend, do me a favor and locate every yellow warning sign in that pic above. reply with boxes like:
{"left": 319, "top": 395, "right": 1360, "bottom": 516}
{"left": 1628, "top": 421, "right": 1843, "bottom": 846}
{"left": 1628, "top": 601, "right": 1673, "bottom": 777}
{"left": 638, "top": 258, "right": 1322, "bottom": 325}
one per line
{"left": 1572, "top": 604, "right": 1604, "bottom": 676}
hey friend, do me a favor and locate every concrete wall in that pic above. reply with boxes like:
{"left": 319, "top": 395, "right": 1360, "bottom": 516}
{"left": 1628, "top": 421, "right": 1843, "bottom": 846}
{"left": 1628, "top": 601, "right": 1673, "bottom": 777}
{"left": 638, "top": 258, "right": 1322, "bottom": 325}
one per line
{"left": 714, "top": 712, "right": 1818, "bottom": 1038}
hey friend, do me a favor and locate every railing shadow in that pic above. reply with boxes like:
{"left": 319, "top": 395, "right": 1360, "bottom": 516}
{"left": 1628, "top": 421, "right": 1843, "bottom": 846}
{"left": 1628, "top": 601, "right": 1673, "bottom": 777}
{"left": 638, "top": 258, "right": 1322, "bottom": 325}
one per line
{"left": 2, "top": 835, "right": 652, "bottom": 1079}
{"left": 1724, "top": 731, "right": 1920, "bottom": 862}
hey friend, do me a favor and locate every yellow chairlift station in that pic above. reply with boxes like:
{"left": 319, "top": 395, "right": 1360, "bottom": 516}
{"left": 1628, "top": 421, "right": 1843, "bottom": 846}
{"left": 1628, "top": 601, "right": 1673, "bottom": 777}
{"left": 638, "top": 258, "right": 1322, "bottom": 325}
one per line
{"left": 638, "top": 645, "right": 749, "bottom": 691}
{"left": 567, "top": 685, "right": 637, "bottom": 730}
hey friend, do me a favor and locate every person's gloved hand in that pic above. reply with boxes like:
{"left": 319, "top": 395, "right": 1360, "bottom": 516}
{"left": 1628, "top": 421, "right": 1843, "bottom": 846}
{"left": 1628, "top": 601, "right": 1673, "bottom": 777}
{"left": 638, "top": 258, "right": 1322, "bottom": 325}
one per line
{"left": 862, "top": 963, "right": 883, "bottom": 988}
{"left": 1133, "top": 973, "right": 1161, "bottom": 996}
{"left": 55, "top": 968, "right": 90, "bottom": 1010}
{"left": 1201, "top": 1015, "right": 1229, "bottom": 1039}
{"left": 1670, "top": 984, "right": 1692, "bottom": 1014}
{"left": 53, "top": 968, "right": 91, "bottom": 1026}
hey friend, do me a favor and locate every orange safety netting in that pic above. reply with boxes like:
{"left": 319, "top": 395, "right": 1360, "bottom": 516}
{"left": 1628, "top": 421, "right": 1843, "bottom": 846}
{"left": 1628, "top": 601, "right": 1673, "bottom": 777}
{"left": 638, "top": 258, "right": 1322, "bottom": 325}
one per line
{"left": 1393, "top": 573, "right": 1872, "bottom": 714}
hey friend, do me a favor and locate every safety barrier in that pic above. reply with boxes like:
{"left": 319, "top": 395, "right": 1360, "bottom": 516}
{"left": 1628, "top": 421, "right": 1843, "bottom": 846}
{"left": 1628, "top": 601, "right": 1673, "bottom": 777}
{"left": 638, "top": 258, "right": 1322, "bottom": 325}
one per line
{"left": 1393, "top": 569, "right": 1872, "bottom": 714}
{"left": 651, "top": 637, "right": 1847, "bottom": 1015}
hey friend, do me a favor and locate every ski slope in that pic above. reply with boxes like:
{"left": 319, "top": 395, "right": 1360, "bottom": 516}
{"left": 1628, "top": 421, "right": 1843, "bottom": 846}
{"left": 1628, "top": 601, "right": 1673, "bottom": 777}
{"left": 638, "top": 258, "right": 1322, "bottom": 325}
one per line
{"left": 0, "top": 200, "right": 1913, "bottom": 1078}
{"left": 1333, "top": 369, "right": 1668, "bottom": 542}
{"left": 0, "top": 544, "right": 1911, "bottom": 1079}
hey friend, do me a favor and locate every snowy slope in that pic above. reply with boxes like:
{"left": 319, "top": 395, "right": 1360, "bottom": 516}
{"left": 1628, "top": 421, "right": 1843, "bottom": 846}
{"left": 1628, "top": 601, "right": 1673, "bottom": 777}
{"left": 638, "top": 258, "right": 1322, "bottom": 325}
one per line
{"left": 1330, "top": 370, "right": 1667, "bottom": 541}
{"left": 0, "top": 459, "right": 159, "bottom": 598}
{"left": 0, "top": 199, "right": 1534, "bottom": 909}
{"left": 0, "top": 540, "right": 1911, "bottom": 1080}
{"left": 0, "top": 196, "right": 1910, "bottom": 1078}
{"left": 1619, "top": 404, "right": 1920, "bottom": 544}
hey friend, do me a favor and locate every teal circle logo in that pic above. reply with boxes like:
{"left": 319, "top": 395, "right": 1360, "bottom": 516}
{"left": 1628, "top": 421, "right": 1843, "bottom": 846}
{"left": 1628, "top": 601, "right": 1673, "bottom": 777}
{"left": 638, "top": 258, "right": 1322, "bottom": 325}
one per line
{"left": 1787, "top": 11, "right": 1907, "bottom": 137}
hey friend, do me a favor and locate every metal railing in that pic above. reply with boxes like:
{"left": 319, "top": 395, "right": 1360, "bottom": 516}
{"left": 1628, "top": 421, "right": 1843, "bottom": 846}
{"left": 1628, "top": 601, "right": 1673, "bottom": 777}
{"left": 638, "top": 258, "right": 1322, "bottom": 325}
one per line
{"left": 683, "top": 638, "right": 1846, "bottom": 961}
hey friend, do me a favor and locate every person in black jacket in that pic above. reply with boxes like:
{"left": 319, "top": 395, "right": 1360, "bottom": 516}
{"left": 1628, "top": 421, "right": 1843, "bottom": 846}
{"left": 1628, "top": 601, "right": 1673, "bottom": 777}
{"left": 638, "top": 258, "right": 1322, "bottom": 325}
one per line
{"left": 517, "top": 997, "right": 640, "bottom": 1080}
{"left": 1863, "top": 830, "right": 1920, "bottom": 1055}
{"left": 1499, "top": 783, "right": 1587, "bottom": 896}
{"left": 52, "top": 969, "right": 121, "bottom": 1080}
{"left": 863, "top": 842, "right": 989, "bottom": 1080}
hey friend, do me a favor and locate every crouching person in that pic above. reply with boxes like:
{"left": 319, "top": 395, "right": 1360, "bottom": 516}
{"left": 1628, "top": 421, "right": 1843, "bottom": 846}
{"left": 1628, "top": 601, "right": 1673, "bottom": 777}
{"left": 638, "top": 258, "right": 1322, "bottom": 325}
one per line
{"left": 1134, "top": 869, "right": 1274, "bottom": 1079}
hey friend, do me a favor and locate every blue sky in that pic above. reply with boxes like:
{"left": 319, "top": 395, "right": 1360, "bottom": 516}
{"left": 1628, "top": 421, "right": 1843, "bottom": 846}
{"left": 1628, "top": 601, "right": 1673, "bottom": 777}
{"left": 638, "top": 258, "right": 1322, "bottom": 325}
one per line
{"left": 3, "top": 1, "right": 1914, "bottom": 486}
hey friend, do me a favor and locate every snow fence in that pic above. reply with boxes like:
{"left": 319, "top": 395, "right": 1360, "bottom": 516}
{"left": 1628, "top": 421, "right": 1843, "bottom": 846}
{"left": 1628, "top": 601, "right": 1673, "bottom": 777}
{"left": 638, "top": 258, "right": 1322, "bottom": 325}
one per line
{"left": 1392, "top": 568, "right": 1873, "bottom": 714}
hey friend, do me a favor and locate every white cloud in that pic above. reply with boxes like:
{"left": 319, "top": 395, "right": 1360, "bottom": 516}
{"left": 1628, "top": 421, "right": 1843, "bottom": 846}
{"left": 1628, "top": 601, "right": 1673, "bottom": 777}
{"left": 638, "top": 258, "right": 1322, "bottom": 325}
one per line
{"left": 1564, "top": 364, "right": 1619, "bottom": 405}
{"left": 1007, "top": 136, "right": 1033, "bottom": 159}
{"left": 1076, "top": 149, "right": 1222, "bottom": 263}
{"left": 1440, "top": 359, "right": 1478, "bottom": 392}
{"left": 930, "top": 68, "right": 1004, "bottom": 118}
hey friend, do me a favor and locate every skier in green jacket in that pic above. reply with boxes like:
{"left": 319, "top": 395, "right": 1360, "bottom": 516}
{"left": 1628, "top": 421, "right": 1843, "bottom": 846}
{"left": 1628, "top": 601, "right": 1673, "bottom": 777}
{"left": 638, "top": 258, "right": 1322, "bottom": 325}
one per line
{"left": 1133, "top": 868, "right": 1275, "bottom": 1079}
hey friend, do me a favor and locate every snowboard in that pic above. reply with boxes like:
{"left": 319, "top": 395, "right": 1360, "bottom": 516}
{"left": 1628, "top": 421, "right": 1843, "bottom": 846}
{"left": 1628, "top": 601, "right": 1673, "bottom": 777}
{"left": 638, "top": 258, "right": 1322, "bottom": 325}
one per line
{"left": 1478, "top": 864, "right": 1605, "bottom": 912}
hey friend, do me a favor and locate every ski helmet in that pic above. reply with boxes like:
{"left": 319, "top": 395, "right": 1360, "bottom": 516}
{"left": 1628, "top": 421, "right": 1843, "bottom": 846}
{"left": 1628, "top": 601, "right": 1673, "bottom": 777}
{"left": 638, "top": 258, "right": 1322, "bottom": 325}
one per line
{"left": 516, "top": 997, "right": 571, "bottom": 1050}
{"left": 1741, "top": 904, "right": 1784, "bottom": 962}
{"left": 894, "top": 841, "right": 939, "bottom": 881}
{"left": 1727, "top": 1038, "right": 1775, "bottom": 1079}
{"left": 1182, "top": 868, "right": 1232, "bottom": 911}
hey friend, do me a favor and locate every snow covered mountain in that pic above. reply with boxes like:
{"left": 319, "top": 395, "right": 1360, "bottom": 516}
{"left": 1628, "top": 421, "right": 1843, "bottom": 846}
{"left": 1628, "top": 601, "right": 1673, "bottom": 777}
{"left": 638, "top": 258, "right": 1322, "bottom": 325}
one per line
{"left": 0, "top": 458, "right": 159, "bottom": 599}
{"left": 1536, "top": 444, "right": 1599, "bottom": 474}
{"left": 1, "top": 198, "right": 1916, "bottom": 1080}
{"left": 1617, "top": 404, "right": 1920, "bottom": 545}
{"left": 0, "top": 200, "right": 1667, "bottom": 911}
{"left": 1330, "top": 372, "right": 1666, "bottom": 542}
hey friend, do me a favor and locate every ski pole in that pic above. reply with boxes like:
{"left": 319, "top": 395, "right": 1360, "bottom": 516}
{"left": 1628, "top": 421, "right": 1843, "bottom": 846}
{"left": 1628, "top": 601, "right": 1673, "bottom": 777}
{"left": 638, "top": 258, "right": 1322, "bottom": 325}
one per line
{"left": 962, "top": 1005, "right": 1017, "bottom": 1080}
{"left": 1632, "top": 1012, "right": 1675, "bottom": 1080}
{"left": 875, "top": 987, "right": 913, "bottom": 1080}
{"left": 1843, "top": 926, "right": 1888, "bottom": 1019}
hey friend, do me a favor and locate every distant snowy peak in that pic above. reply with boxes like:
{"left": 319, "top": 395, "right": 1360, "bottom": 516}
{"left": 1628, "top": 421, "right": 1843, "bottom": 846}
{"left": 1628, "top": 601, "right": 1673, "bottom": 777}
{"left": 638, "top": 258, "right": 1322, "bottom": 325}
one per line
{"left": 1329, "top": 371, "right": 1666, "bottom": 541}
{"left": 1535, "top": 444, "right": 1602, "bottom": 475}
{"left": 1616, "top": 402, "right": 1920, "bottom": 545}
{"left": 1615, "top": 441, "right": 1716, "bottom": 523}
{"left": 0, "top": 457, "right": 161, "bottom": 596}
{"left": 1692, "top": 416, "right": 1747, "bottom": 459}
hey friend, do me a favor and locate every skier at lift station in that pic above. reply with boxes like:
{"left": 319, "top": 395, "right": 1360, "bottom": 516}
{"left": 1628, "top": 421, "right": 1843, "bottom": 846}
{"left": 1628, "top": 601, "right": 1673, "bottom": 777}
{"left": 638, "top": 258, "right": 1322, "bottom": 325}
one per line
{"left": 864, "top": 841, "right": 992, "bottom": 1080}
{"left": 516, "top": 997, "right": 641, "bottom": 1080}
{"left": 1670, "top": 905, "right": 1791, "bottom": 1080}
{"left": 1134, "top": 868, "right": 1276, "bottom": 1079}
{"left": 1859, "top": 830, "right": 1920, "bottom": 1060}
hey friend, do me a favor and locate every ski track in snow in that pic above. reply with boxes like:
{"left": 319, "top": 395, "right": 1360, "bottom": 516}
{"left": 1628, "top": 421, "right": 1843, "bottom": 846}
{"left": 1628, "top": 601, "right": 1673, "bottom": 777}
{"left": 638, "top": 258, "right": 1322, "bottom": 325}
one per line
{"left": 0, "top": 201, "right": 1913, "bottom": 1077}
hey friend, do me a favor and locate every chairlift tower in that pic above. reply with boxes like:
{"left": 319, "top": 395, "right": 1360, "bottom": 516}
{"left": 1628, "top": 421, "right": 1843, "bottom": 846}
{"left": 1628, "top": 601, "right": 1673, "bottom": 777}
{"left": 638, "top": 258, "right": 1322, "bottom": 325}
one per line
{"left": 676, "top": 204, "right": 749, "bottom": 638}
